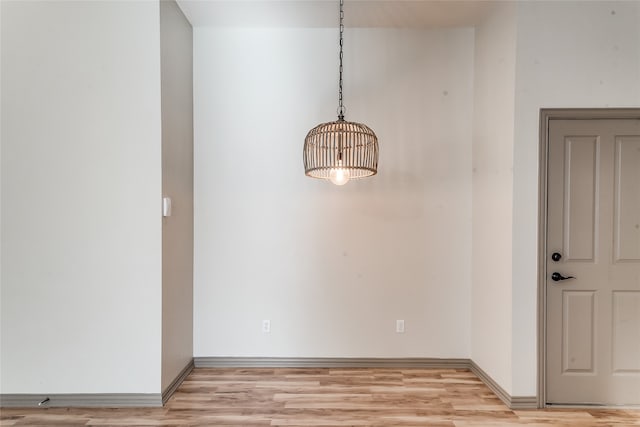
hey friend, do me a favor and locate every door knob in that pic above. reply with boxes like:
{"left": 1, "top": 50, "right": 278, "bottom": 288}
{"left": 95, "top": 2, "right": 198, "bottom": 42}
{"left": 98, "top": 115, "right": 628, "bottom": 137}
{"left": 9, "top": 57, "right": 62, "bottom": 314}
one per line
{"left": 551, "top": 252, "right": 562, "bottom": 262}
{"left": 551, "top": 272, "right": 575, "bottom": 282}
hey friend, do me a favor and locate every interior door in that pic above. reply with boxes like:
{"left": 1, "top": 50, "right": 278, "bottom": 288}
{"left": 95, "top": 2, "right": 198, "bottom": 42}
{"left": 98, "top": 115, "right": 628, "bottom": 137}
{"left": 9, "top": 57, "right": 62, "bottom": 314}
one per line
{"left": 546, "top": 118, "right": 640, "bottom": 405}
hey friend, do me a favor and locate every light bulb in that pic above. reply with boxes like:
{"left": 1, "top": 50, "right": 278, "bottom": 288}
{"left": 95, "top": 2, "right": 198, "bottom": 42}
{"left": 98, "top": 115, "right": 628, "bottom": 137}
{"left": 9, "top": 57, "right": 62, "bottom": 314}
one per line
{"left": 329, "top": 165, "right": 350, "bottom": 186}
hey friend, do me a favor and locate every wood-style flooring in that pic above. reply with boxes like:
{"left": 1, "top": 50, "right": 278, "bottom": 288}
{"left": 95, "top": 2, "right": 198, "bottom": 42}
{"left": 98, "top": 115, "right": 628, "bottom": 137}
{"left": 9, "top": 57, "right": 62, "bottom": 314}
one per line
{"left": 2, "top": 368, "right": 639, "bottom": 426}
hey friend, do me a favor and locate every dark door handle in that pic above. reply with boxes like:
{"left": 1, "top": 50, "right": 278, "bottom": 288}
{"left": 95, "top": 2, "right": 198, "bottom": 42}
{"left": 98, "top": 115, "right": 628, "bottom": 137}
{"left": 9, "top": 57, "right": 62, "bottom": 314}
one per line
{"left": 551, "top": 272, "right": 575, "bottom": 282}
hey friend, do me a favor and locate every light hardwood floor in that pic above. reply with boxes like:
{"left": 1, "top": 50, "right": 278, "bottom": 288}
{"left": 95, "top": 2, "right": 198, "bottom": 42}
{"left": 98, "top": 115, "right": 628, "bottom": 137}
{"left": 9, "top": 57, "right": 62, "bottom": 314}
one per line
{"left": 2, "top": 368, "right": 639, "bottom": 426}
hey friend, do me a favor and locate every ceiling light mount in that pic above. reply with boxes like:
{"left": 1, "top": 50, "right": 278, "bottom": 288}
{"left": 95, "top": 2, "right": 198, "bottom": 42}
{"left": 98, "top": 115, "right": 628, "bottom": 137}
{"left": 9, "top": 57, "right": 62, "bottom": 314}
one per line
{"left": 303, "top": 0, "right": 379, "bottom": 186}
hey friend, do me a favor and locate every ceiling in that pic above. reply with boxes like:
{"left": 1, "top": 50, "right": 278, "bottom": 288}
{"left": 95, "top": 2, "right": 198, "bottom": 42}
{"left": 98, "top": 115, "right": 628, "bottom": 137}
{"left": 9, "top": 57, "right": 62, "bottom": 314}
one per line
{"left": 176, "top": 0, "right": 496, "bottom": 28}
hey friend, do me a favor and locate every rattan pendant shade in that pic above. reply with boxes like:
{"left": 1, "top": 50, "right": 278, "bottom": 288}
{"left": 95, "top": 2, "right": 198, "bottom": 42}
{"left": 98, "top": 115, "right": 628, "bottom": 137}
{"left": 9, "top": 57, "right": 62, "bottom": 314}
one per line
{"left": 303, "top": 119, "right": 378, "bottom": 181}
{"left": 303, "top": 0, "right": 378, "bottom": 185}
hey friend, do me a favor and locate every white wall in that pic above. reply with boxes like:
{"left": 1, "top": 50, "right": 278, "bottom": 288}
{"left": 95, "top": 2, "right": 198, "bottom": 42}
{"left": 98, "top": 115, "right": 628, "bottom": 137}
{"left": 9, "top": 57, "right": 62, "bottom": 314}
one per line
{"left": 510, "top": 0, "right": 640, "bottom": 396}
{"left": 471, "top": 2, "right": 517, "bottom": 395}
{"left": 1, "top": 1, "right": 162, "bottom": 393}
{"left": 160, "top": 0, "right": 194, "bottom": 392}
{"left": 194, "top": 27, "right": 474, "bottom": 358}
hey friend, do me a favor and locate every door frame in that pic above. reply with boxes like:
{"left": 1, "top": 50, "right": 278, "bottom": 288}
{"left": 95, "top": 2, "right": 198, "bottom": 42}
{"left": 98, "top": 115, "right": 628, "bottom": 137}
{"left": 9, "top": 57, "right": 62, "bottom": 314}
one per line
{"left": 537, "top": 108, "right": 640, "bottom": 408}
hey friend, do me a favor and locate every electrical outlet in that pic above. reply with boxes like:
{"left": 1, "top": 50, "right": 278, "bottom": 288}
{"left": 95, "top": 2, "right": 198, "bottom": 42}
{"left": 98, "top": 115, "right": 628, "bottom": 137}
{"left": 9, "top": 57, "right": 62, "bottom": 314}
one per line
{"left": 262, "top": 319, "right": 271, "bottom": 333}
{"left": 396, "top": 319, "right": 405, "bottom": 333}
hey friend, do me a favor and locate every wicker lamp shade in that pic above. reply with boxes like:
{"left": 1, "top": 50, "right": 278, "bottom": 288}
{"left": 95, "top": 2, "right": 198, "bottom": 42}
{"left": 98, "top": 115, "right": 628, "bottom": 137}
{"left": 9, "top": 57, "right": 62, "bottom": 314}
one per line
{"left": 303, "top": 0, "right": 379, "bottom": 185}
{"left": 303, "top": 119, "right": 378, "bottom": 181}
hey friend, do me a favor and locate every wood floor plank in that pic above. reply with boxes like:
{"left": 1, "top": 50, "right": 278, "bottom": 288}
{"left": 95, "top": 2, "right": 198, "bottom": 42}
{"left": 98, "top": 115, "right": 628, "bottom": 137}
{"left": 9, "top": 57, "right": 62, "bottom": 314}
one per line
{"left": 1, "top": 368, "right": 638, "bottom": 426}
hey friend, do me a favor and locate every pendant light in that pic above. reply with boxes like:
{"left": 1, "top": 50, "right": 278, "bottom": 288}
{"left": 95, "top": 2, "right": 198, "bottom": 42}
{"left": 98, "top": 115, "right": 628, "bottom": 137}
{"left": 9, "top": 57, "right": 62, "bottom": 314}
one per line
{"left": 303, "top": 0, "right": 379, "bottom": 186}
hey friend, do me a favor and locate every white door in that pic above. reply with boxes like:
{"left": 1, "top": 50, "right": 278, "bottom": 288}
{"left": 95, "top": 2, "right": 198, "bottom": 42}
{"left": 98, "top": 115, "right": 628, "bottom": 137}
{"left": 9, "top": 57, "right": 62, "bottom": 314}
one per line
{"left": 546, "top": 118, "right": 640, "bottom": 405}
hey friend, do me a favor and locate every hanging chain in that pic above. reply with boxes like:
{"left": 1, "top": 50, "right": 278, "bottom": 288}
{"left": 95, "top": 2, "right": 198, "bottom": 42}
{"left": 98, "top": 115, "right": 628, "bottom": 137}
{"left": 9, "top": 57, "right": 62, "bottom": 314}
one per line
{"left": 337, "top": 0, "right": 345, "bottom": 120}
